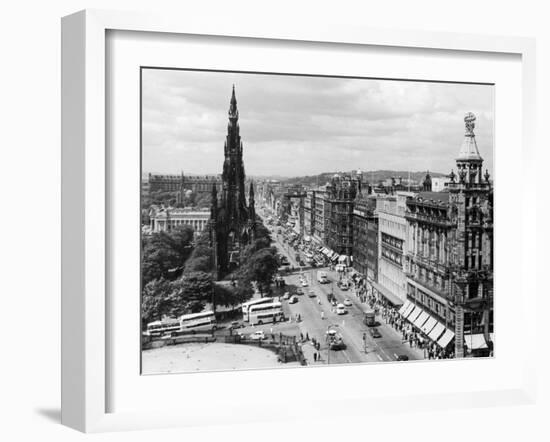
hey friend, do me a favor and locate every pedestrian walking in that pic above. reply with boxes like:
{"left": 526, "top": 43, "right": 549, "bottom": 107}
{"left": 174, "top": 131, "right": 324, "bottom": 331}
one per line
{"left": 313, "top": 352, "right": 317, "bottom": 362}
{"left": 300, "top": 332, "right": 304, "bottom": 341}
{"left": 321, "top": 311, "right": 325, "bottom": 320}
{"left": 306, "top": 332, "right": 309, "bottom": 341}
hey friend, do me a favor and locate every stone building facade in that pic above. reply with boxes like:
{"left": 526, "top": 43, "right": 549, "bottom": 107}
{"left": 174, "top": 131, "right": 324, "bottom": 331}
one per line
{"left": 325, "top": 174, "right": 360, "bottom": 257}
{"left": 375, "top": 192, "right": 415, "bottom": 306}
{"left": 405, "top": 112, "right": 493, "bottom": 357}
{"left": 148, "top": 206, "right": 210, "bottom": 235}
{"left": 148, "top": 173, "right": 222, "bottom": 194}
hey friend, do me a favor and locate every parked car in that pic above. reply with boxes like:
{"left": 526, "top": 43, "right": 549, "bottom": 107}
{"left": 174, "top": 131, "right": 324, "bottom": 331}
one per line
{"left": 289, "top": 295, "right": 299, "bottom": 304}
{"left": 308, "top": 290, "right": 316, "bottom": 298}
{"left": 282, "top": 292, "right": 290, "bottom": 300}
{"left": 336, "top": 304, "right": 346, "bottom": 315}
{"left": 250, "top": 331, "right": 266, "bottom": 340}
{"left": 229, "top": 321, "right": 243, "bottom": 330}
{"left": 343, "top": 298, "right": 352, "bottom": 306}
{"left": 369, "top": 327, "right": 382, "bottom": 338}
{"left": 301, "top": 280, "right": 309, "bottom": 287}
{"left": 296, "top": 288, "right": 303, "bottom": 295}
{"left": 396, "top": 354, "right": 409, "bottom": 361}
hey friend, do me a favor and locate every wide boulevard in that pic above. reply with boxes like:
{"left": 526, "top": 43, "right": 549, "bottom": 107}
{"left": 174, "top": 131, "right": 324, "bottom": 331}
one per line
{"left": 248, "top": 211, "right": 425, "bottom": 365}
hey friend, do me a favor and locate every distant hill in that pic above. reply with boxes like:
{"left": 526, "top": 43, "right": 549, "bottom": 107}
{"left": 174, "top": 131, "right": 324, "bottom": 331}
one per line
{"left": 270, "top": 170, "right": 447, "bottom": 187}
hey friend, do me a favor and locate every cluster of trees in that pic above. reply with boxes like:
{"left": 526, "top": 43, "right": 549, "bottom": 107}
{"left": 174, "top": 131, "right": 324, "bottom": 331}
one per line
{"left": 141, "top": 217, "right": 282, "bottom": 328}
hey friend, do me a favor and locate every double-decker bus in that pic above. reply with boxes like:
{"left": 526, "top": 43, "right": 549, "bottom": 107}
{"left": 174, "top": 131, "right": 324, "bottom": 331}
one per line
{"left": 248, "top": 301, "right": 284, "bottom": 325}
{"left": 178, "top": 310, "right": 217, "bottom": 333}
{"left": 144, "top": 318, "right": 181, "bottom": 337}
{"left": 241, "top": 297, "right": 273, "bottom": 322}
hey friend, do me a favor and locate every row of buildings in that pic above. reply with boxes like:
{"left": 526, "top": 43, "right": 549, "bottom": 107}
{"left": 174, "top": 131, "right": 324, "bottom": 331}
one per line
{"left": 257, "top": 112, "right": 494, "bottom": 357}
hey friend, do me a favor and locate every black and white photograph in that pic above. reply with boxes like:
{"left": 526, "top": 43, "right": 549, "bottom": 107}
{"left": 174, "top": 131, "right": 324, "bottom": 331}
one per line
{"left": 140, "top": 69, "right": 494, "bottom": 374}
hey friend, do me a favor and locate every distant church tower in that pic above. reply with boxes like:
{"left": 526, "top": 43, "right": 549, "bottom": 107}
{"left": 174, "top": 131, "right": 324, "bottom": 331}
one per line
{"left": 422, "top": 171, "right": 432, "bottom": 192}
{"left": 210, "top": 86, "right": 256, "bottom": 279}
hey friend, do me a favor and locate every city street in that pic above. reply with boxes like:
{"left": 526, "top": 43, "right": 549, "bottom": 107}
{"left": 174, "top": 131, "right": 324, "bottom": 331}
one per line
{"left": 260, "top": 213, "right": 425, "bottom": 365}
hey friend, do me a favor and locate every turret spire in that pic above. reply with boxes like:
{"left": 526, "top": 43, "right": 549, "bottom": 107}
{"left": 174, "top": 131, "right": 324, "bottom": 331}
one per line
{"left": 228, "top": 84, "right": 238, "bottom": 120}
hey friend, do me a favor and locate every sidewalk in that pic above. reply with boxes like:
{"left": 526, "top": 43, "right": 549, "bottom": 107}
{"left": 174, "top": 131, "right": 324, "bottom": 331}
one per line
{"left": 377, "top": 314, "right": 427, "bottom": 360}
{"left": 299, "top": 340, "right": 326, "bottom": 365}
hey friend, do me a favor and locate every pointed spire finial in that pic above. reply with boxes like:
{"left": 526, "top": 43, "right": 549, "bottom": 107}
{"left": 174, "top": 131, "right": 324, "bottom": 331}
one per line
{"left": 228, "top": 85, "right": 238, "bottom": 120}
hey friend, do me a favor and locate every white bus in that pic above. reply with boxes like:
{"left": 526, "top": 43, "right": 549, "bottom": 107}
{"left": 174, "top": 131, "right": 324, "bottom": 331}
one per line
{"left": 144, "top": 318, "right": 181, "bottom": 337}
{"left": 241, "top": 297, "right": 273, "bottom": 322}
{"left": 248, "top": 301, "right": 284, "bottom": 325}
{"left": 179, "top": 310, "right": 217, "bottom": 333}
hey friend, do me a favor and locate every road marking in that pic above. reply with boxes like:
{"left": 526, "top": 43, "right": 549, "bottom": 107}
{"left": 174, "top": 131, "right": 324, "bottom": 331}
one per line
{"left": 341, "top": 350, "right": 352, "bottom": 363}
{"left": 376, "top": 354, "right": 383, "bottom": 361}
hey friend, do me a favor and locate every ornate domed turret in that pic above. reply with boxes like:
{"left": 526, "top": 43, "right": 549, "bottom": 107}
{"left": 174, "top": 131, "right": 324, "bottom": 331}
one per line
{"left": 455, "top": 112, "right": 484, "bottom": 185}
{"left": 457, "top": 112, "right": 483, "bottom": 162}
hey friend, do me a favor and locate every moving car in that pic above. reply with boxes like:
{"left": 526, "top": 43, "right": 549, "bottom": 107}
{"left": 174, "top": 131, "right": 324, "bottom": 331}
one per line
{"left": 301, "top": 280, "right": 309, "bottom": 287}
{"left": 296, "top": 288, "right": 303, "bottom": 295}
{"left": 396, "top": 355, "right": 409, "bottom": 361}
{"left": 250, "top": 330, "right": 266, "bottom": 340}
{"left": 338, "top": 280, "right": 350, "bottom": 291}
{"left": 308, "top": 290, "right": 316, "bottom": 298}
{"left": 336, "top": 304, "right": 346, "bottom": 315}
{"left": 326, "top": 329, "right": 346, "bottom": 350}
{"left": 282, "top": 292, "right": 290, "bottom": 300}
{"left": 317, "top": 271, "right": 329, "bottom": 284}
{"left": 289, "top": 295, "right": 298, "bottom": 304}
{"left": 369, "top": 327, "right": 382, "bottom": 338}
{"left": 343, "top": 298, "right": 352, "bottom": 306}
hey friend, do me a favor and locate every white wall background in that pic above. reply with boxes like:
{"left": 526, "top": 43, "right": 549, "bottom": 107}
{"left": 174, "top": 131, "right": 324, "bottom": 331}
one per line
{"left": 0, "top": 0, "right": 547, "bottom": 441}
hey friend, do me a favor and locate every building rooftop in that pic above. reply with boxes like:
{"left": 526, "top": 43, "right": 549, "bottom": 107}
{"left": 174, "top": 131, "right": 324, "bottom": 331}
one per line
{"left": 413, "top": 191, "right": 450, "bottom": 205}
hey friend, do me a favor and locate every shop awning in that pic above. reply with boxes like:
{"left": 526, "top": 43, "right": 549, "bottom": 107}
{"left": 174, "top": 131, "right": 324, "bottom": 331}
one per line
{"left": 464, "top": 333, "right": 489, "bottom": 350}
{"left": 398, "top": 300, "right": 412, "bottom": 316}
{"left": 402, "top": 301, "right": 416, "bottom": 318}
{"left": 428, "top": 322, "right": 446, "bottom": 341}
{"left": 420, "top": 316, "right": 438, "bottom": 335}
{"left": 406, "top": 306, "right": 422, "bottom": 321}
{"left": 372, "top": 281, "right": 404, "bottom": 306}
{"left": 413, "top": 311, "right": 430, "bottom": 328}
{"left": 437, "top": 329, "right": 455, "bottom": 348}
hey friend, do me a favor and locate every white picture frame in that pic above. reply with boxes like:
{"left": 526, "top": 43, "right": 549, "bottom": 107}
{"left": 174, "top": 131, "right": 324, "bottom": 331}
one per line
{"left": 61, "top": 9, "right": 537, "bottom": 433}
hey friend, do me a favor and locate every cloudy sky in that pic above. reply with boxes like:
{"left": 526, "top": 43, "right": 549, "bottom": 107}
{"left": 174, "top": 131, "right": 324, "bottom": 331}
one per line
{"left": 142, "top": 69, "right": 494, "bottom": 177}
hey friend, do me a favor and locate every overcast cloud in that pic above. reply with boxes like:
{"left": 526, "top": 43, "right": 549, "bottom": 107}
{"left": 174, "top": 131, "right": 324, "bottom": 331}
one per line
{"left": 142, "top": 69, "right": 494, "bottom": 177}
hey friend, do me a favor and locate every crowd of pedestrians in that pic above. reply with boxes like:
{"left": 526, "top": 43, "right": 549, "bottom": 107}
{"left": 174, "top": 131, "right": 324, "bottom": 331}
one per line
{"left": 346, "top": 273, "right": 455, "bottom": 360}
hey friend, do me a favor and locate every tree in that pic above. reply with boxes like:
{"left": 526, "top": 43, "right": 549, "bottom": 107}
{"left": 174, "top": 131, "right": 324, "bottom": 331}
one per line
{"left": 245, "top": 248, "right": 280, "bottom": 295}
{"left": 254, "top": 219, "right": 272, "bottom": 242}
{"left": 141, "top": 278, "right": 175, "bottom": 327}
{"left": 141, "top": 225, "right": 194, "bottom": 286}
{"left": 213, "top": 281, "right": 254, "bottom": 307}
{"left": 240, "top": 238, "right": 272, "bottom": 262}
{"left": 169, "top": 271, "right": 213, "bottom": 315}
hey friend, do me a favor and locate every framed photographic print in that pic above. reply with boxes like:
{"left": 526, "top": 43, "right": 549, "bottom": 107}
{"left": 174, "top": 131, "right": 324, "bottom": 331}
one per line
{"left": 61, "top": 9, "right": 537, "bottom": 432}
